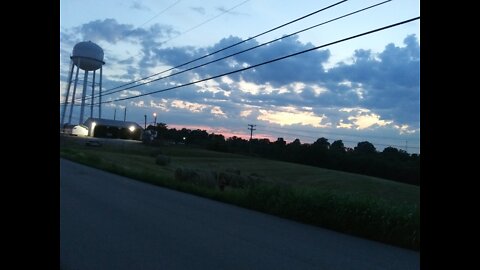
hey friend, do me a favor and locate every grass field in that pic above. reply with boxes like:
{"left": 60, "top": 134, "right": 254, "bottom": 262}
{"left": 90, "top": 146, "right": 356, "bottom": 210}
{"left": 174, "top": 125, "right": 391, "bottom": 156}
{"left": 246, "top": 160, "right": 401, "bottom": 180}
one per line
{"left": 60, "top": 136, "right": 420, "bottom": 250}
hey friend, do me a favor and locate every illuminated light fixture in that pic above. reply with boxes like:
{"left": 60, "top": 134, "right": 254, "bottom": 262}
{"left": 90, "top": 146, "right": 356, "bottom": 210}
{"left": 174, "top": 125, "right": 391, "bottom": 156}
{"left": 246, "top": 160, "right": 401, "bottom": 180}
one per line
{"left": 129, "top": 125, "right": 136, "bottom": 132}
{"left": 90, "top": 122, "right": 97, "bottom": 136}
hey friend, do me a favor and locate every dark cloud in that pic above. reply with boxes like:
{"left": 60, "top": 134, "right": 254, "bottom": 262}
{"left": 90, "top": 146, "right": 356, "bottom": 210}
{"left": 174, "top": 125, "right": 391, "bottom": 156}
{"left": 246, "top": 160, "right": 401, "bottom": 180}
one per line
{"left": 151, "top": 35, "right": 330, "bottom": 87}
{"left": 70, "top": 19, "right": 178, "bottom": 70}
{"left": 327, "top": 34, "right": 420, "bottom": 126}
{"left": 140, "top": 33, "right": 419, "bottom": 129}
{"left": 77, "top": 18, "right": 177, "bottom": 45}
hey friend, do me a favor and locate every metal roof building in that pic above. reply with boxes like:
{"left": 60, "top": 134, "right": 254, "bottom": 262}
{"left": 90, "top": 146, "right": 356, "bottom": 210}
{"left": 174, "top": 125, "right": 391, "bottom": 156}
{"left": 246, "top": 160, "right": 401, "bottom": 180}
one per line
{"left": 84, "top": 118, "right": 143, "bottom": 140}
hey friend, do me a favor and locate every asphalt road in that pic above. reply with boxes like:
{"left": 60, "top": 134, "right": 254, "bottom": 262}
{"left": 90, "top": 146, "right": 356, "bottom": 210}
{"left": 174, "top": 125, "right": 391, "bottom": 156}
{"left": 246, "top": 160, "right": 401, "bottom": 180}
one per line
{"left": 60, "top": 158, "right": 419, "bottom": 270}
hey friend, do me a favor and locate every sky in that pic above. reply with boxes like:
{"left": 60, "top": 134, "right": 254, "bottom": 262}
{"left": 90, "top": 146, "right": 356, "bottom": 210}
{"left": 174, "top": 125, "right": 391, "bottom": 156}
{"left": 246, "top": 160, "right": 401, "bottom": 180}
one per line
{"left": 60, "top": 0, "right": 420, "bottom": 153}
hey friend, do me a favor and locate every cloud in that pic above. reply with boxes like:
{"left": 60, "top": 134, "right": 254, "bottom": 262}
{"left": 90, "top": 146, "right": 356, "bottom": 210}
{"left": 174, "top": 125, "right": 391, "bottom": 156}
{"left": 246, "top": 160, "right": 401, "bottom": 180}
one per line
{"left": 210, "top": 106, "right": 227, "bottom": 118}
{"left": 171, "top": 100, "right": 209, "bottom": 113}
{"left": 149, "top": 99, "right": 169, "bottom": 111}
{"left": 150, "top": 35, "right": 330, "bottom": 87}
{"left": 347, "top": 113, "right": 392, "bottom": 130}
{"left": 119, "top": 90, "right": 142, "bottom": 98}
{"left": 130, "top": 100, "right": 146, "bottom": 107}
{"left": 337, "top": 120, "right": 352, "bottom": 129}
{"left": 75, "top": 18, "right": 177, "bottom": 47}
{"left": 60, "top": 18, "right": 181, "bottom": 88}
{"left": 394, "top": 124, "right": 417, "bottom": 135}
{"left": 240, "top": 109, "right": 252, "bottom": 117}
{"left": 328, "top": 34, "right": 420, "bottom": 127}
{"left": 60, "top": 17, "right": 419, "bottom": 148}
{"left": 257, "top": 106, "right": 329, "bottom": 128}
{"left": 337, "top": 108, "right": 393, "bottom": 130}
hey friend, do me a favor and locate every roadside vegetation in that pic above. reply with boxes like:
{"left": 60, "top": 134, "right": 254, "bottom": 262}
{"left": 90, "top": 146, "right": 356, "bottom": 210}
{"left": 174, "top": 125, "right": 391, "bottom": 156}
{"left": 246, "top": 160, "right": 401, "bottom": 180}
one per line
{"left": 60, "top": 136, "right": 419, "bottom": 250}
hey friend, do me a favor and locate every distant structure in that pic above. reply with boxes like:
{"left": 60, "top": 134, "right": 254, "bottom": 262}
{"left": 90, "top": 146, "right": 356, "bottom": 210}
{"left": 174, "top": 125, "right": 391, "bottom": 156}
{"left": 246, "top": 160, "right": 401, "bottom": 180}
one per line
{"left": 61, "top": 41, "right": 105, "bottom": 128}
{"left": 84, "top": 118, "right": 143, "bottom": 141}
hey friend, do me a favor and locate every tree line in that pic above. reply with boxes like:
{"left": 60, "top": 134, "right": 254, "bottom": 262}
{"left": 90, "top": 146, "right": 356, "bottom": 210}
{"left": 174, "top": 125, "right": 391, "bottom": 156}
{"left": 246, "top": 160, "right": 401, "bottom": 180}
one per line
{"left": 145, "top": 124, "right": 420, "bottom": 186}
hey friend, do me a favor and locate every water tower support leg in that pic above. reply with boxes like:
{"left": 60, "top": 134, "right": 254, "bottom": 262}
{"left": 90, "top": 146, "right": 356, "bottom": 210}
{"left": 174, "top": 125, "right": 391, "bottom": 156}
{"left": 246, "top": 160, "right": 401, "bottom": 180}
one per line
{"left": 90, "top": 70, "right": 96, "bottom": 119}
{"left": 99, "top": 66, "right": 103, "bottom": 119}
{"left": 68, "top": 65, "right": 80, "bottom": 124}
{"left": 79, "top": 70, "right": 89, "bottom": 124}
{"left": 61, "top": 61, "right": 74, "bottom": 129}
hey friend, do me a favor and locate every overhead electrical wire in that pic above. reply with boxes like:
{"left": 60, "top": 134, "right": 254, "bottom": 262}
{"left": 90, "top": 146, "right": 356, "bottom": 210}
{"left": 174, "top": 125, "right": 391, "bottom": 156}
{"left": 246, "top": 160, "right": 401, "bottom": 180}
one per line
{"left": 60, "top": 0, "right": 352, "bottom": 106}
{"left": 137, "top": 0, "right": 182, "bottom": 29}
{"left": 94, "top": 17, "right": 419, "bottom": 106}
{"left": 89, "top": 0, "right": 392, "bottom": 100}
{"left": 105, "top": 0, "right": 248, "bottom": 74}
{"left": 60, "top": 4, "right": 419, "bottom": 150}
{"left": 88, "top": 0, "right": 350, "bottom": 99}
{"left": 161, "top": 0, "right": 252, "bottom": 44}
{"left": 98, "top": 1, "right": 183, "bottom": 61}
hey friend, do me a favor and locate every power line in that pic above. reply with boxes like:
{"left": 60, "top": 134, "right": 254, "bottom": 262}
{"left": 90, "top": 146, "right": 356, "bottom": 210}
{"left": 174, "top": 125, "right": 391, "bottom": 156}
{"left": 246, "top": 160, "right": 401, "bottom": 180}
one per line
{"left": 88, "top": 0, "right": 390, "bottom": 101}
{"left": 101, "top": 0, "right": 184, "bottom": 69}
{"left": 60, "top": 1, "right": 183, "bottom": 99}
{"left": 61, "top": 0, "right": 392, "bottom": 107}
{"left": 95, "top": 17, "right": 420, "bottom": 105}
{"left": 87, "top": 0, "right": 350, "bottom": 99}
{"left": 138, "top": 0, "right": 182, "bottom": 29}
{"left": 99, "top": 1, "right": 183, "bottom": 62}
{"left": 161, "top": 0, "right": 252, "bottom": 44}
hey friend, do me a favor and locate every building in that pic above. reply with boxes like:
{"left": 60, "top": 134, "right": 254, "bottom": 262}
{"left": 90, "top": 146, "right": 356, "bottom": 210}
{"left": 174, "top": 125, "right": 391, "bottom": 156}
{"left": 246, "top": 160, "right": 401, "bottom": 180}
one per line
{"left": 62, "top": 124, "right": 89, "bottom": 136}
{"left": 84, "top": 118, "right": 143, "bottom": 140}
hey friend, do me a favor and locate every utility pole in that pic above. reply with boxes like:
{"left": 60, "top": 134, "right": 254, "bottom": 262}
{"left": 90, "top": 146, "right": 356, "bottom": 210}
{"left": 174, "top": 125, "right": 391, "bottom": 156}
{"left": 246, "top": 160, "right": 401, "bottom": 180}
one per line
{"left": 144, "top": 114, "right": 147, "bottom": 129}
{"left": 113, "top": 108, "right": 117, "bottom": 120}
{"left": 124, "top": 107, "right": 127, "bottom": 122}
{"left": 248, "top": 124, "right": 256, "bottom": 140}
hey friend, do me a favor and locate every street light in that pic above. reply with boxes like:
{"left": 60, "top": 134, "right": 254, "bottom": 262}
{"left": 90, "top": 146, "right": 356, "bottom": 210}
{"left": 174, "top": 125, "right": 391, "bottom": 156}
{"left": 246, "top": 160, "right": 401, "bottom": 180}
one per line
{"left": 153, "top": 112, "right": 157, "bottom": 126}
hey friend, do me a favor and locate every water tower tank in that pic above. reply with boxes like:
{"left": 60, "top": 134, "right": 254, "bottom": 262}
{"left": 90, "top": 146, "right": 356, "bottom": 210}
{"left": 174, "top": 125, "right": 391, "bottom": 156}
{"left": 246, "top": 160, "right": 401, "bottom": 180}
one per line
{"left": 71, "top": 41, "right": 105, "bottom": 71}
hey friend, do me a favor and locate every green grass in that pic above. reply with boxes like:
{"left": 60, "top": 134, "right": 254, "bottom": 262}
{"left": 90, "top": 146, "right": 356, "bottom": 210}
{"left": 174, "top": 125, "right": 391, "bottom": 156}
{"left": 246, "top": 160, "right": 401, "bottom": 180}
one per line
{"left": 60, "top": 136, "right": 419, "bottom": 250}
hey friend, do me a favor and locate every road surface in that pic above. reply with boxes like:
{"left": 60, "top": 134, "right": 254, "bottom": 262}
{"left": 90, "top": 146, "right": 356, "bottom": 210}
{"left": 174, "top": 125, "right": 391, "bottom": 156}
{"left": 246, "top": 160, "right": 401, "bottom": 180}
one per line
{"left": 60, "top": 158, "right": 419, "bottom": 270}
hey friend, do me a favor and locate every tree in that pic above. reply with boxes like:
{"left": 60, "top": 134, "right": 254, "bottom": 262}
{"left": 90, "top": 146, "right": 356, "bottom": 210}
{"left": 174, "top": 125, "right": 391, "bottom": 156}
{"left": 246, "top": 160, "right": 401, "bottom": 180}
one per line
{"left": 382, "top": 147, "right": 410, "bottom": 161}
{"left": 274, "top": 137, "right": 286, "bottom": 147}
{"left": 382, "top": 146, "right": 399, "bottom": 155}
{"left": 154, "top": 123, "right": 168, "bottom": 140}
{"left": 289, "top": 138, "right": 301, "bottom": 146}
{"left": 156, "top": 122, "right": 168, "bottom": 130}
{"left": 330, "top": 140, "right": 345, "bottom": 153}
{"left": 312, "top": 137, "right": 330, "bottom": 150}
{"left": 354, "top": 141, "right": 376, "bottom": 154}
{"left": 207, "top": 133, "right": 227, "bottom": 151}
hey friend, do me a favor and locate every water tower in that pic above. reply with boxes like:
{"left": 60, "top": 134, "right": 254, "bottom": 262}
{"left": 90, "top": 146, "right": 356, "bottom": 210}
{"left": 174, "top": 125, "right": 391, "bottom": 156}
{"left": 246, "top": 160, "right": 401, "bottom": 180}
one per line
{"left": 61, "top": 41, "right": 105, "bottom": 128}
